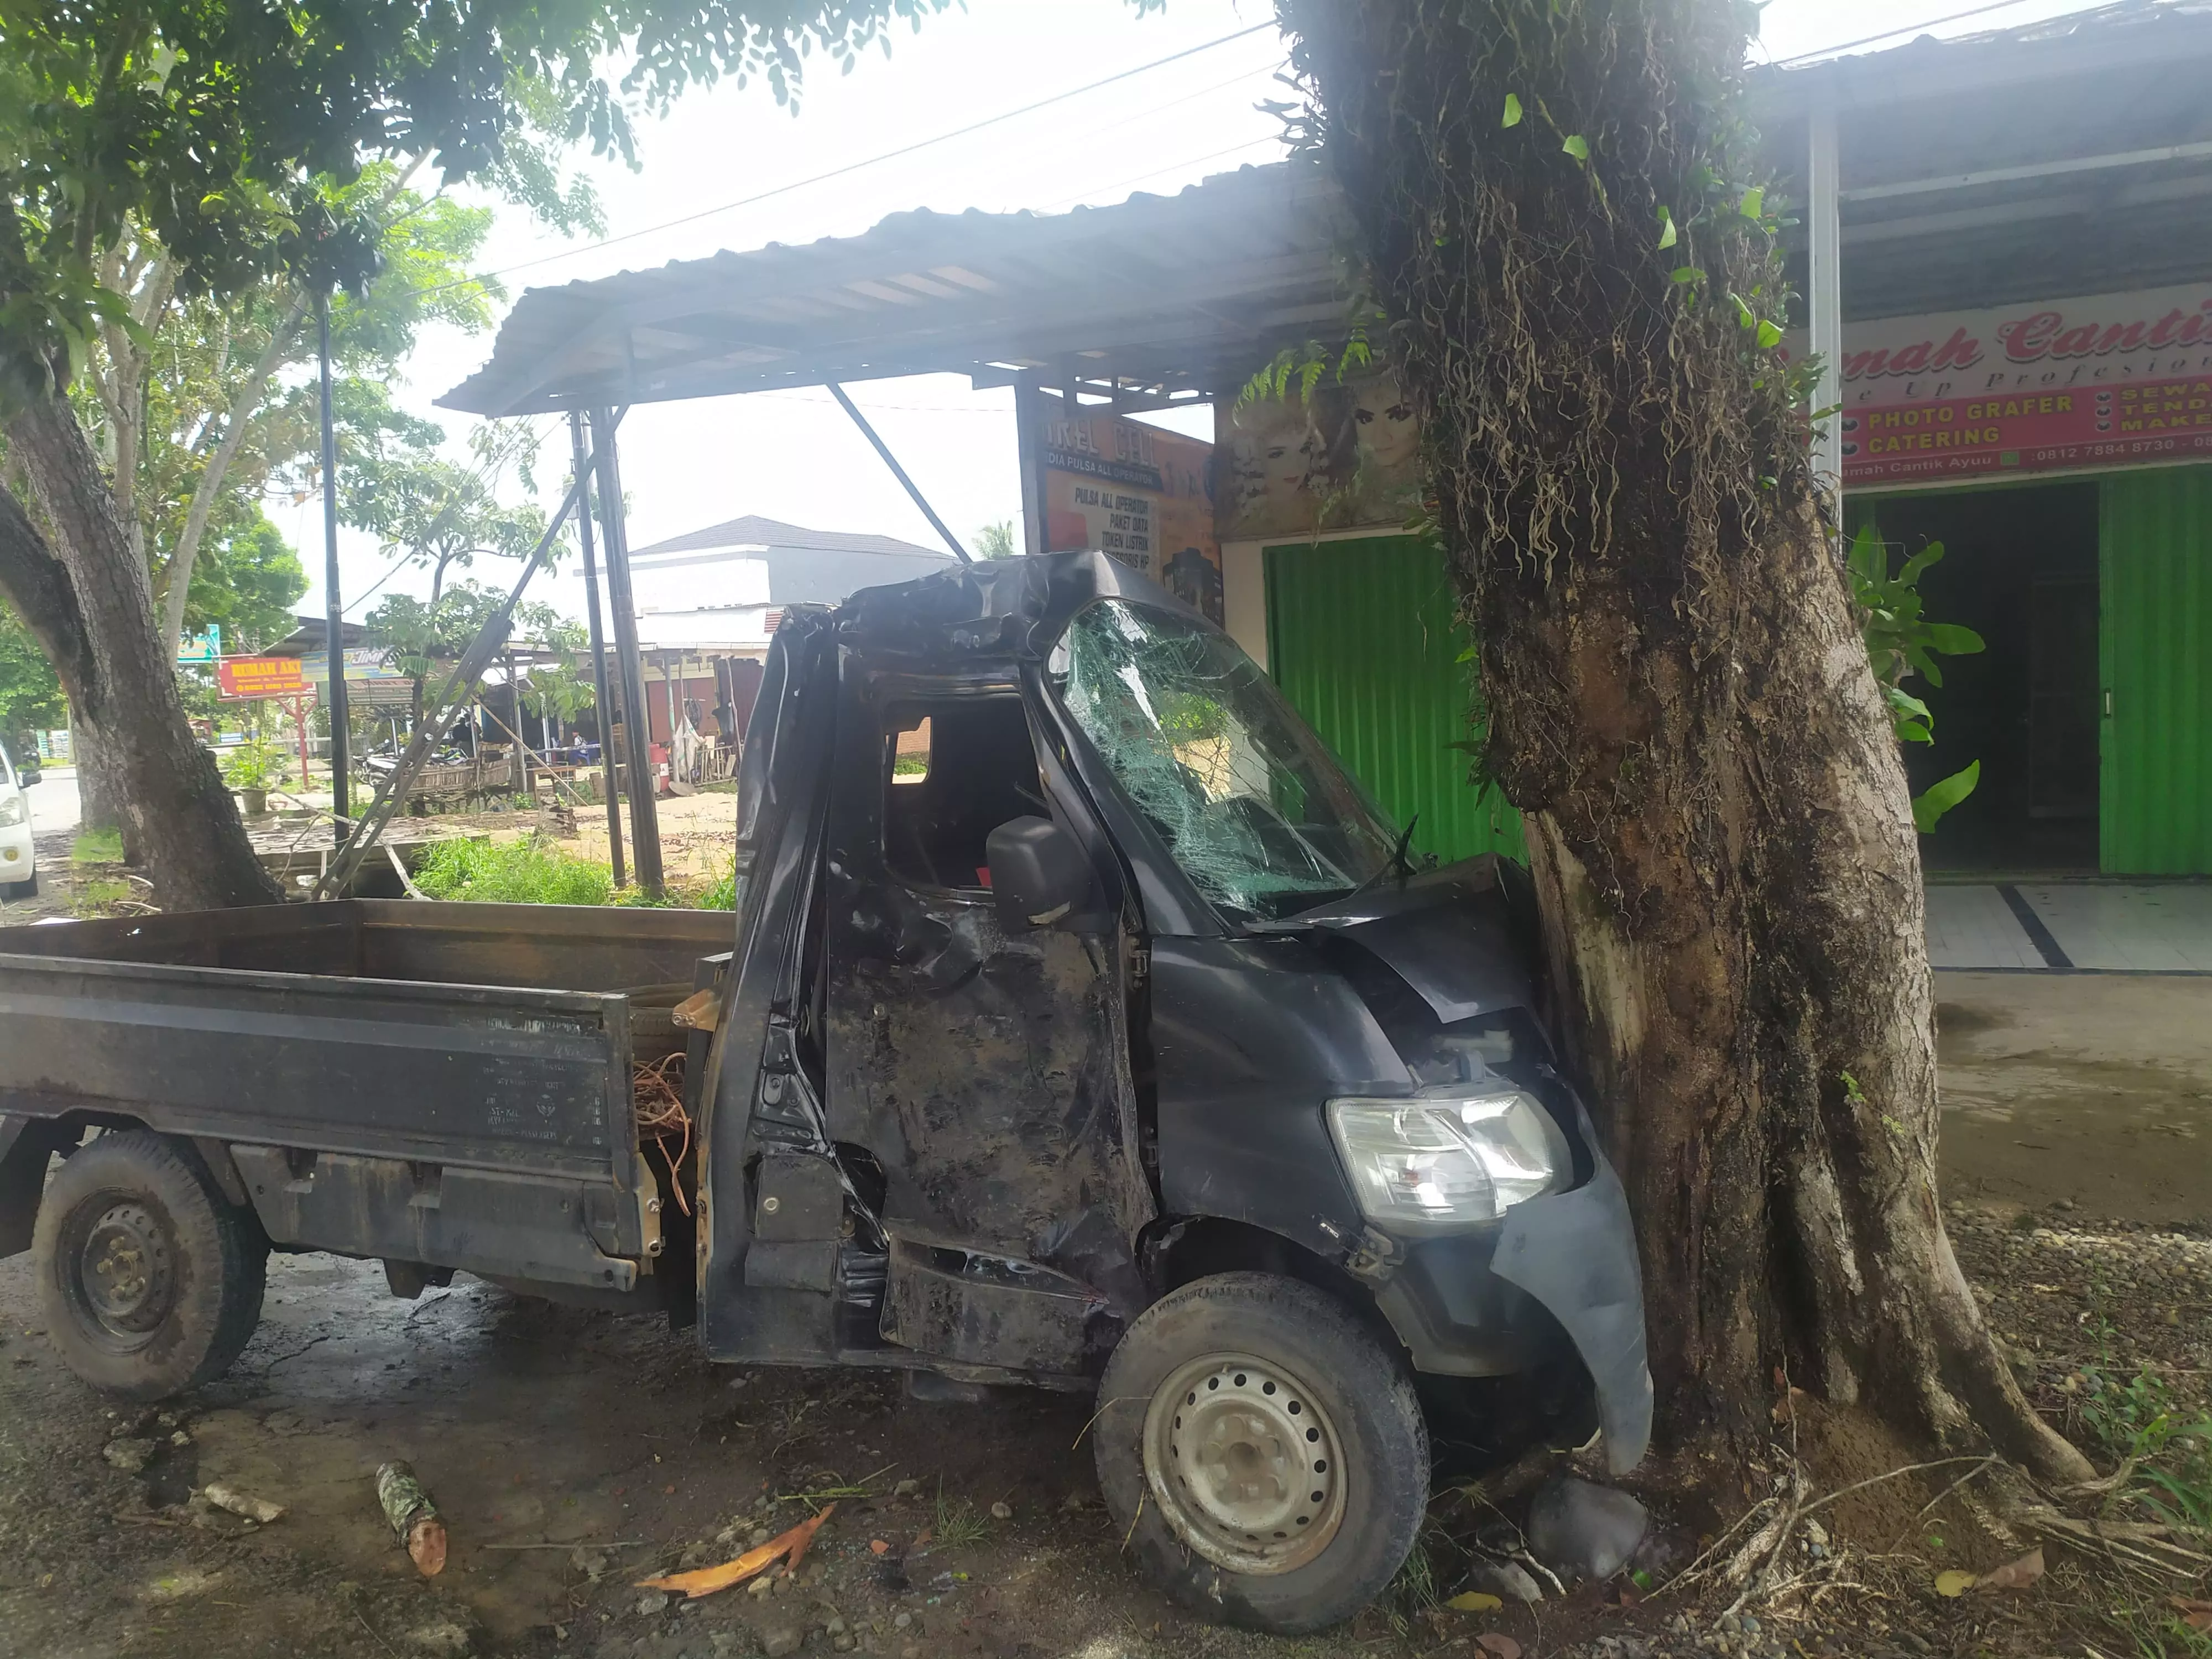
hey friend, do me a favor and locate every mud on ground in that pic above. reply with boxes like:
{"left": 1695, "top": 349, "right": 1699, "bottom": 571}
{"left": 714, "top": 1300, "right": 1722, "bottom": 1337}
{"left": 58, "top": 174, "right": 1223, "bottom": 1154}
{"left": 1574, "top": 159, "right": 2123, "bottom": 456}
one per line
{"left": 0, "top": 967, "right": 2205, "bottom": 1659}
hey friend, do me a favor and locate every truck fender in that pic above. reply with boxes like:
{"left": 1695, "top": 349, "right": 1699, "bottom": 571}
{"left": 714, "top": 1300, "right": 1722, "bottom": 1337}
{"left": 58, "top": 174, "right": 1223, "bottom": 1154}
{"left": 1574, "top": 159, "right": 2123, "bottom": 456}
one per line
{"left": 0, "top": 1114, "right": 80, "bottom": 1259}
{"left": 1490, "top": 1136, "right": 1655, "bottom": 1474}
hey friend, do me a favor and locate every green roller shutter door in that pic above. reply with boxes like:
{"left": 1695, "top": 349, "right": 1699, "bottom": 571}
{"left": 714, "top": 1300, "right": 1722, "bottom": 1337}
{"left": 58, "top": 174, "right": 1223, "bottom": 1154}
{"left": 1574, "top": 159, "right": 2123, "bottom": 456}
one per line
{"left": 1263, "top": 535, "right": 1525, "bottom": 864}
{"left": 2101, "top": 466, "right": 2212, "bottom": 874}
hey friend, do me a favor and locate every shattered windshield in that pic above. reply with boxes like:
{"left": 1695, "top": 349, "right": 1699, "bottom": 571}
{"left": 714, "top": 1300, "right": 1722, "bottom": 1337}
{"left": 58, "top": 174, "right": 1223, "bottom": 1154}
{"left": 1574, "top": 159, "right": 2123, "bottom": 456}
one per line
{"left": 1052, "top": 599, "right": 1398, "bottom": 922}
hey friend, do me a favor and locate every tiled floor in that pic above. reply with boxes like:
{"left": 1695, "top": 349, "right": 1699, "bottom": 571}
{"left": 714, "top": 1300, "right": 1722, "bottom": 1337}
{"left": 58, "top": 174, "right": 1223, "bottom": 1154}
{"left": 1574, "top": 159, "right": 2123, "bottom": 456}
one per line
{"left": 1924, "top": 885, "right": 2043, "bottom": 970}
{"left": 1926, "top": 881, "right": 2212, "bottom": 971}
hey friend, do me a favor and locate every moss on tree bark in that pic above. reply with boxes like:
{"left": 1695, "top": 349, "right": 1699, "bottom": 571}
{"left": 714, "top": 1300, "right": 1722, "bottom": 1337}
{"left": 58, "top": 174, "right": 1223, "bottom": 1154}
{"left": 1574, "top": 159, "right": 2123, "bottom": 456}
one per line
{"left": 1276, "top": 0, "right": 2091, "bottom": 1484}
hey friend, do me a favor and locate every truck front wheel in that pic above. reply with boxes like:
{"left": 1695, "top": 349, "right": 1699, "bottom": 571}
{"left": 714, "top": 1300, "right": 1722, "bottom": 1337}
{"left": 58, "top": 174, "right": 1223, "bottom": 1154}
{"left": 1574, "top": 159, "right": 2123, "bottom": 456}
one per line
{"left": 1094, "top": 1271, "right": 1429, "bottom": 1634}
{"left": 34, "top": 1131, "right": 267, "bottom": 1400}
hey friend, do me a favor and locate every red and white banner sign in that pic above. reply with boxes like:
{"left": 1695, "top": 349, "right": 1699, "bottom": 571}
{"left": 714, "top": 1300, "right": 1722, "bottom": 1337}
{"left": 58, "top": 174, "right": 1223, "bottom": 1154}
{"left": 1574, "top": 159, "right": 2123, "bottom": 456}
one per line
{"left": 216, "top": 656, "right": 309, "bottom": 700}
{"left": 1792, "top": 284, "right": 2212, "bottom": 485}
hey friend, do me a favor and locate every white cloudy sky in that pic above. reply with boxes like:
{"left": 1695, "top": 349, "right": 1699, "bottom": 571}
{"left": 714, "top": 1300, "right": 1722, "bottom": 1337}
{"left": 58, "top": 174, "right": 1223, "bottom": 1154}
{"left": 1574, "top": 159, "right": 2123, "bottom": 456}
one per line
{"left": 275, "top": 0, "right": 2114, "bottom": 628}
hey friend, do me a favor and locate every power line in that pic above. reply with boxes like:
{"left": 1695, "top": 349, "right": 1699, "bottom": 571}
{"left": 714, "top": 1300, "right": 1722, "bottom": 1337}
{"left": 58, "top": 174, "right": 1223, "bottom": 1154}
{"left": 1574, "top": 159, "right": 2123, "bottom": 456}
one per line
{"left": 1774, "top": 0, "right": 2062, "bottom": 65}
{"left": 456, "top": 18, "right": 1281, "bottom": 293}
{"left": 1037, "top": 134, "right": 1286, "bottom": 214}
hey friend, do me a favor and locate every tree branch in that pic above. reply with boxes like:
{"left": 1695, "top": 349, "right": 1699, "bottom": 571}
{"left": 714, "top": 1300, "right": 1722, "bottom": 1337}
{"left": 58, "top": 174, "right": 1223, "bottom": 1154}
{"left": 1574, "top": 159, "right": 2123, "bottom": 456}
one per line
{"left": 0, "top": 483, "right": 94, "bottom": 708}
{"left": 157, "top": 289, "right": 311, "bottom": 658}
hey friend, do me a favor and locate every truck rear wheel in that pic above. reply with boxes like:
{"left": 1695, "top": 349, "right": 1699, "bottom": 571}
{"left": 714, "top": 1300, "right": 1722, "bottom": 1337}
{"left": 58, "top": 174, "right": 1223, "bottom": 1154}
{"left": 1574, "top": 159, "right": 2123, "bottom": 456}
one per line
{"left": 1094, "top": 1271, "right": 1428, "bottom": 1634}
{"left": 34, "top": 1131, "right": 267, "bottom": 1400}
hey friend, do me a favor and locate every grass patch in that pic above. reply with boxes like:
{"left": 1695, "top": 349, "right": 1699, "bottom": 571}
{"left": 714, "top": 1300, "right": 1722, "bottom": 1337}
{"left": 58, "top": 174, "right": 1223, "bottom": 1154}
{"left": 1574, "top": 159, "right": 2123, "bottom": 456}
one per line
{"left": 71, "top": 878, "right": 133, "bottom": 917}
{"left": 72, "top": 828, "right": 124, "bottom": 864}
{"left": 413, "top": 836, "right": 619, "bottom": 905}
{"left": 2078, "top": 1351, "right": 2212, "bottom": 1529}
{"left": 931, "top": 1484, "right": 992, "bottom": 1549}
{"left": 411, "top": 835, "right": 738, "bottom": 910}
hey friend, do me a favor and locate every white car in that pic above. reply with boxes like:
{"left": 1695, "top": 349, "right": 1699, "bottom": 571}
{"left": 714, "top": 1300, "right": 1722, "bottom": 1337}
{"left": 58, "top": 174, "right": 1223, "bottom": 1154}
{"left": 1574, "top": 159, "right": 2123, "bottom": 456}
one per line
{"left": 0, "top": 740, "right": 37, "bottom": 900}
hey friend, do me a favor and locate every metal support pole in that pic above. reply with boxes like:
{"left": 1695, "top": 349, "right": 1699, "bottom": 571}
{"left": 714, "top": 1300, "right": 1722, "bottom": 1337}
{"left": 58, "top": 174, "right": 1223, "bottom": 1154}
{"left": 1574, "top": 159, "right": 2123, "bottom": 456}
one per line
{"left": 592, "top": 408, "right": 664, "bottom": 898}
{"left": 317, "top": 294, "right": 351, "bottom": 835}
{"left": 1014, "top": 374, "right": 1050, "bottom": 557}
{"left": 569, "top": 411, "right": 626, "bottom": 888}
{"left": 825, "top": 382, "right": 971, "bottom": 562}
{"left": 1808, "top": 96, "right": 1846, "bottom": 508}
{"left": 313, "top": 439, "right": 608, "bottom": 899}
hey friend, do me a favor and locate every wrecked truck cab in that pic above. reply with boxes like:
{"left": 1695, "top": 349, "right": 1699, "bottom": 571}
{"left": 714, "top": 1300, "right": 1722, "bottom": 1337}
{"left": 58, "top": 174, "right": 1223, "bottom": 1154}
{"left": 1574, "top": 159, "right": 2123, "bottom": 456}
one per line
{"left": 705, "top": 549, "right": 1653, "bottom": 1633}
{"left": 0, "top": 547, "right": 1646, "bottom": 1637}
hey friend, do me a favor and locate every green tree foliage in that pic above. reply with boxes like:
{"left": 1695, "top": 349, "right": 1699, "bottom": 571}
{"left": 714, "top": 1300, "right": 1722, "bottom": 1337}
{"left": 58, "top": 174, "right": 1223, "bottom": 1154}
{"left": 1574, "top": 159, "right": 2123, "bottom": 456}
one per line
{"left": 62, "top": 170, "right": 521, "bottom": 659}
{"left": 973, "top": 519, "right": 1018, "bottom": 559}
{"left": 1844, "top": 523, "right": 1986, "bottom": 832}
{"left": 2, "top": 2, "right": 953, "bottom": 394}
{"left": 367, "top": 581, "right": 576, "bottom": 734}
{"left": 185, "top": 515, "right": 307, "bottom": 652}
{"left": 0, "top": 601, "right": 64, "bottom": 743}
{"left": 0, "top": 0, "right": 953, "bottom": 906}
{"left": 345, "top": 419, "right": 551, "bottom": 607}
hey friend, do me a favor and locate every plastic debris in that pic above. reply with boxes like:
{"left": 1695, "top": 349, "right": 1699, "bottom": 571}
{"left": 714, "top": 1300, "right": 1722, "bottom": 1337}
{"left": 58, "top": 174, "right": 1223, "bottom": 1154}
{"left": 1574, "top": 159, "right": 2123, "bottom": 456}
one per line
{"left": 1469, "top": 1556, "right": 1546, "bottom": 1604}
{"left": 202, "top": 1483, "right": 285, "bottom": 1524}
{"left": 635, "top": 1504, "right": 836, "bottom": 1600}
{"left": 376, "top": 1461, "right": 448, "bottom": 1577}
{"left": 1446, "top": 1592, "right": 1504, "bottom": 1612}
{"left": 671, "top": 989, "right": 719, "bottom": 1032}
{"left": 1527, "top": 1475, "right": 1650, "bottom": 1582}
{"left": 1973, "top": 1547, "right": 2044, "bottom": 1593}
{"left": 103, "top": 1438, "right": 156, "bottom": 1473}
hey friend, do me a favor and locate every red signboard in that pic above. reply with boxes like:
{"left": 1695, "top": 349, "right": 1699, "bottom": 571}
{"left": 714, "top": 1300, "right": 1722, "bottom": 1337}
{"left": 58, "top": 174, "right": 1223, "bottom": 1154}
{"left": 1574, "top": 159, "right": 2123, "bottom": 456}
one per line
{"left": 1844, "top": 375, "right": 2212, "bottom": 485}
{"left": 217, "top": 656, "right": 308, "bottom": 700}
{"left": 1785, "top": 283, "right": 2212, "bottom": 487}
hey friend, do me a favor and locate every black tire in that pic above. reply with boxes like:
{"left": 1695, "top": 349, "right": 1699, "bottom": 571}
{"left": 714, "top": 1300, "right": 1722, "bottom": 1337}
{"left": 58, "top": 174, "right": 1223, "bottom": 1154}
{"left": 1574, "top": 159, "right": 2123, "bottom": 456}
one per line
{"left": 34, "top": 1131, "right": 267, "bottom": 1400}
{"left": 2, "top": 870, "right": 34, "bottom": 899}
{"left": 1094, "top": 1272, "right": 1428, "bottom": 1635}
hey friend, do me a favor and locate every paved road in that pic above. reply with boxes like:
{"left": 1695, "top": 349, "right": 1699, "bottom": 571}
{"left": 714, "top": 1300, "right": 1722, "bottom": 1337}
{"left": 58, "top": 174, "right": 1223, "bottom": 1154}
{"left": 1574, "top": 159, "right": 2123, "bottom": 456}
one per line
{"left": 25, "top": 763, "right": 80, "bottom": 839}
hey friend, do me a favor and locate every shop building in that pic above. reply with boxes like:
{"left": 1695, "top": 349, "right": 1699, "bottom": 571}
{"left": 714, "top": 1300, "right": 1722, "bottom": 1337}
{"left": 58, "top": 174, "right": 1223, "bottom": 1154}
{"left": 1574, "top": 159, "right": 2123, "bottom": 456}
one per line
{"left": 443, "top": 2, "right": 2212, "bottom": 876}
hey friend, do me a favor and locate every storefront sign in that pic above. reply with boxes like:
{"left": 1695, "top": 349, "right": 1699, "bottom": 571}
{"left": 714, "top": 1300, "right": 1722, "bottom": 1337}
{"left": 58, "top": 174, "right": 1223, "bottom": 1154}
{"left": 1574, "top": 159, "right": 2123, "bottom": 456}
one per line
{"left": 216, "top": 656, "right": 308, "bottom": 699}
{"left": 1218, "top": 368, "right": 1426, "bottom": 541}
{"left": 298, "top": 646, "right": 414, "bottom": 685}
{"left": 1043, "top": 410, "right": 1223, "bottom": 623}
{"left": 175, "top": 625, "right": 221, "bottom": 665}
{"left": 1793, "top": 283, "right": 2212, "bottom": 485}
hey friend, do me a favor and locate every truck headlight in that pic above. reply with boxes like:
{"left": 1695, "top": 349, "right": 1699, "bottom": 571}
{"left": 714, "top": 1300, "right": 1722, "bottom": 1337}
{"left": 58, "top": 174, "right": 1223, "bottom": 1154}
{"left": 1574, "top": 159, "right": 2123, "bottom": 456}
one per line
{"left": 1327, "top": 1090, "right": 1571, "bottom": 1233}
{"left": 0, "top": 795, "right": 23, "bottom": 828}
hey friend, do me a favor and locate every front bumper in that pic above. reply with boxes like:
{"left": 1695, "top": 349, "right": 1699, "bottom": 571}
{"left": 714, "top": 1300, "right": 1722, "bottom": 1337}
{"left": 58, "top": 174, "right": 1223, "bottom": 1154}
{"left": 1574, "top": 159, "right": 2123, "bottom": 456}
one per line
{"left": 0, "top": 818, "right": 32, "bottom": 884}
{"left": 1369, "top": 1129, "right": 1653, "bottom": 1474}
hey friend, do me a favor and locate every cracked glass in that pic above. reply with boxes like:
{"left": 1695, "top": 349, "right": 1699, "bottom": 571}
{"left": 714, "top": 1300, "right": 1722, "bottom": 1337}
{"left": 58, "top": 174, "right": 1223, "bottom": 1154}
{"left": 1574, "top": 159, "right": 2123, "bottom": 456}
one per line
{"left": 1052, "top": 599, "right": 1397, "bottom": 923}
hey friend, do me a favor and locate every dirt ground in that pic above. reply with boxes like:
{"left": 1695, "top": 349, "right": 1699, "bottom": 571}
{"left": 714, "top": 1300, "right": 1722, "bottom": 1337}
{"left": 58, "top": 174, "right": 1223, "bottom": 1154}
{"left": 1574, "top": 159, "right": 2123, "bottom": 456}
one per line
{"left": 1937, "top": 972, "right": 2212, "bottom": 1222}
{"left": 0, "top": 964, "right": 2205, "bottom": 1658}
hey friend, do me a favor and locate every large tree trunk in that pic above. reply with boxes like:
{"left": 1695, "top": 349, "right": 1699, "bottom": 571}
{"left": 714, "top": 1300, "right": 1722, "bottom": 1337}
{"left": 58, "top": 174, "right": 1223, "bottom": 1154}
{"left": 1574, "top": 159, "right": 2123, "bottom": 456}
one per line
{"left": 1281, "top": 0, "right": 2091, "bottom": 1484}
{"left": 1, "top": 387, "right": 280, "bottom": 910}
{"left": 71, "top": 716, "right": 140, "bottom": 863}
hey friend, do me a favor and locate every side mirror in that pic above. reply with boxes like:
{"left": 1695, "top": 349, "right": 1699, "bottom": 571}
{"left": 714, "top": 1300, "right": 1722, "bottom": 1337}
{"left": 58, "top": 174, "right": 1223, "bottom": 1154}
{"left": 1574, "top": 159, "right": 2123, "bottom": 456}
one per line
{"left": 19, "top": 767, "right": 39, "bottom": 787}
{"left": 985, "top": 816, "right": 1088, "bottom": 930}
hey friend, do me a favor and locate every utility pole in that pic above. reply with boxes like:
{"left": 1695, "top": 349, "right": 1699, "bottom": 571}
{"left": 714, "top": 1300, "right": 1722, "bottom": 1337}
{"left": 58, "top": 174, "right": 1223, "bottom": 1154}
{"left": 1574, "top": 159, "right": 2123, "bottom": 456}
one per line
{"left": 591, "top": 408, "right": 662, "bottom": 897}
{"left": 318, "top": 294, "right": 351, "bottom": 838}
{"left": 570, "top": 411, "right": 626, "bottom": 887}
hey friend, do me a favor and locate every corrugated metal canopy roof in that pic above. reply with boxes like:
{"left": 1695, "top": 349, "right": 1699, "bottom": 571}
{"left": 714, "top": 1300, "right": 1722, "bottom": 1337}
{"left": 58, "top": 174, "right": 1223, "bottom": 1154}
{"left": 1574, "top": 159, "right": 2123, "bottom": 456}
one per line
{"left": 437, "top": 162, "right": 1347, "bottom": 417}
{"left": 1753, "top": 0, "right": 2212, "bottom": 319}
{"left": 439, "top": 3, "right": 2212, "bottom": 419}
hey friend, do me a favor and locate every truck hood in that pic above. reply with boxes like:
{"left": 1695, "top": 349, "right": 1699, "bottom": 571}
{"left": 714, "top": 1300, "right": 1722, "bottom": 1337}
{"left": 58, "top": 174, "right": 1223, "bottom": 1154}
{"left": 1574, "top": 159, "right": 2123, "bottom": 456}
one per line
{"left": 1259, "top": 855, "right": 1540, "bottom": 1024}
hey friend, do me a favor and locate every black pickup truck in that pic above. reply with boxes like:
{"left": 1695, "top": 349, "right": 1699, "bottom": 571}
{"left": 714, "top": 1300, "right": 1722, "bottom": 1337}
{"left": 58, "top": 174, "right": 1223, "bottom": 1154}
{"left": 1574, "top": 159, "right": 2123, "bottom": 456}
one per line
{"left": 0, "top": 550, "right": 1650, "bottom": 1634}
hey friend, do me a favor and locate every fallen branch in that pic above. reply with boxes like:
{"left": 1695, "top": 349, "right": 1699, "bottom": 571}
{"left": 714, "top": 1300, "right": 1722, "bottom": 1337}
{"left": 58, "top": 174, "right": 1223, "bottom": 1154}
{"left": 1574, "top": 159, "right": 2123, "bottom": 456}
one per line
{"left": 635, "top": 1504, "right": 834, "bottom": 1600}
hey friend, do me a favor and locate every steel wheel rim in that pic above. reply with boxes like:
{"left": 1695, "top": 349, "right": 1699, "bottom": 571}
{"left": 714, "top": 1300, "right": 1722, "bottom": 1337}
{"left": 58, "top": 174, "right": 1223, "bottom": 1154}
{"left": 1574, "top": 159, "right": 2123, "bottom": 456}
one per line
{"left": 65, "top": 1193, "right": 176, "bottom": 1350}
{"left": 1141, "top": 1351, "right": 1347, "bottom": 1575}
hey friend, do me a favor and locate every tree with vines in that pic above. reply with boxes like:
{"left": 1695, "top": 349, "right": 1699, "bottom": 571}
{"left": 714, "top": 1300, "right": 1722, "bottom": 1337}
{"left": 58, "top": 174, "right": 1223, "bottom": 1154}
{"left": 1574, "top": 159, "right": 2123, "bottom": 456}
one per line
{"left": 1271, "top": 0, "right": 2094, "bottom": 1486}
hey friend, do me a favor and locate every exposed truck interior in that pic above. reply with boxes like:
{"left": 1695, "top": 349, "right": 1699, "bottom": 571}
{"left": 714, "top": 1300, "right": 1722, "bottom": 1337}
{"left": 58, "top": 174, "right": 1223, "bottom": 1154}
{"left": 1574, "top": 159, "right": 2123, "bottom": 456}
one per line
{"left": 0, "top": 552, "right": 1652, "bottom": 1636}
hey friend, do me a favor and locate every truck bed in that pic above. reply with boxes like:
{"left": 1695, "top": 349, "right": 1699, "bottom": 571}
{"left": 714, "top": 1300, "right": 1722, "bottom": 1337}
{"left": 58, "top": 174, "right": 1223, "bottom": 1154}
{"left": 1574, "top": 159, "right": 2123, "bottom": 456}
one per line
{"left": 0, "top": 901, "right": 732, "bottom": 1291}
